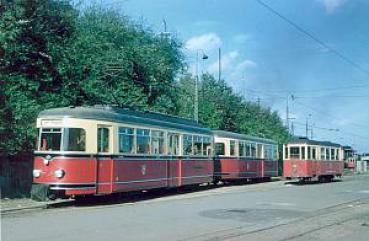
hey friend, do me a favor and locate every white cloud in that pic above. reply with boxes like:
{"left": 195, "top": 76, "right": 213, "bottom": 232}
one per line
{"left": 316, "top": 0, "right": 347, "bottom": 13}
{"left": 185, "top": 33, "right": 222, "bottom": 52}
{"left": 232, "top": 34, "right": 252, "bottom": 44}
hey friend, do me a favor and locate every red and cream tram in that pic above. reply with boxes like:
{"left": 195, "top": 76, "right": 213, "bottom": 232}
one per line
{"left": 283, "top": 138, "right": 344, "bottom": 182}
{"left": 32, "top": 106, "right": 213, "bottom": 199}
{"left": 213, "top": 130, "right": 279, "bottom": 182}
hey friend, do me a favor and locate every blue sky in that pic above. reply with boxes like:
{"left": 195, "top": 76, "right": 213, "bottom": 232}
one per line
{"left": 96, "top": 0, "right": 369, "bottom": 152}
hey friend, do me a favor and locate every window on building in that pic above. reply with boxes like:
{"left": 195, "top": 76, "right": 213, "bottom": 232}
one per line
{"left": 98, "top": 127, "right": 110, "bottom": 152}
{"left": 230, "top": 140, "right": 236, "bottom": 156}
{"left": 183, "top": 134, "right": 193, "bottom": 155}
{"left": 118, "top": 127, "right": 134, "bottom": 153}
{"left": 215, "top": 143, "right": 225, "bottom": 156}
{"left": 63, "top": 128, "right": 86, "bottom": 152}
{"left": 290, "top": 147, "right": 300, "bottom": 159}
{"left": 168, "top": 133, "right": 180, "bottom": 155}
{"left": 39, "top": 128, "right": 62, "bottom": 151}
{"left": 137, "top": 129, "right": 150, "bottom": 154}
{"left": 151, "top": 130, "right": 165, "bottom": 155}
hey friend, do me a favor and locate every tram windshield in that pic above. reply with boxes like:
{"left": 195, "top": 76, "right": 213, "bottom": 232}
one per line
{"left": 38, "top": 128, "right": 86, "bottom": 152}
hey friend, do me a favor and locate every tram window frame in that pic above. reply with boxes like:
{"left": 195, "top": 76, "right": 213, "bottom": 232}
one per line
{"left": 203, "top": 136, "right": 212, "bottom": 156}
{"left": 118, "top": 127, "right": 135, "bottom": 154}
{"left": 63, "top": 128, "right": 86, "bottom": 152}
{"left": 307, "top": 146, "right": 311, "bottom": 160}
{"left": 39, "top": 128, "right": 62, "bottom": 151}
{"left": 289, "top": 147, "right": 300, "bottom": 159}
{"left": 151, "top": 130, "right": 165, "bottom": 155}
{"left": 246, "top": 143, "right": 251, "bottom": 157}
{"left": 98, "top": 127, "right": 110, "bottom": 153}
{"left": 136, "top": 128, "right": 151, "bottom": 154}
{"left": 230, "top": 140, "right": 236, "bottom": 156}
{"left": 321, "top": 147, "right": 326, "bottom": 160}
{"left": 167, "top": 133, "right": 180, "bottom": 156}
{"left": 193, "top": 135, "right": 203, "bottom": 156}
{"left": 215, "top": 142, "right": 225, "bottom": 156}
{"left": 183, "top": 134, "right": 193, "bottom": 156}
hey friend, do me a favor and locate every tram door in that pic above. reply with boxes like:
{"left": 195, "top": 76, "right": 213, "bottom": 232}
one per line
{"left": 96, "top": 125, "right": 113, "bottom": 194}
{"left": 167, "top": 133, "right": 181, "bottom": 187}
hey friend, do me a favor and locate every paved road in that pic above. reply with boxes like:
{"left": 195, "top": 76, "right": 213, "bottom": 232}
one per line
{"left": 2, "top": 175, "right": 369, "bottom": 241}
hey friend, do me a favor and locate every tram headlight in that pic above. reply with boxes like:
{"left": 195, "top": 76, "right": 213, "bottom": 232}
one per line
{"left": 54, "top": 169, "right": 65, "bottom": 178}
{"left": 33, "top": 169, "right": 41, "bottom": 178}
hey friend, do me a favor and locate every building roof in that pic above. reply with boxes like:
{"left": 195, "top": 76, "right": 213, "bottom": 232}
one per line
{"left": 286, "top": 138, "right": 341, "bottom": 147}
{"left": 212, "top": 130, "right": 277, "bottom": 145}
{"left": 38, "top": 106, "right": 212, "bottom": 135}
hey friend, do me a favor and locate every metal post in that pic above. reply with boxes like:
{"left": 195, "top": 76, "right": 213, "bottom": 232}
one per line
{"left": 306, "top": 117, "right": 309, "bottom": 138}
{"left": 286, "top": 96, "right": 289, "bottom": 132}
{"left": 194, "top": 51, "right": 199, "bottom": 123}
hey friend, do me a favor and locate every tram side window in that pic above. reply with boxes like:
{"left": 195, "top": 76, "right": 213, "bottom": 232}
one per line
{"left": 320, "top": 148, "right": 324, "bottom": 160}
{"left": 193, "top": 135, "right": 203, "bottom": 156}
{"left": 290, "top": 147, "right": 300, "bottom": 159}
{"left": 215, "top": 143, "right": 225, "bottom": 156}
{"left": 331, "top": 149, "right": 335, "bottom": 161}
{"left": 335, "top": 149, "right": 339, "bottom": 160}
{"left": 203, "top": 137, "right": 212, "bottom": 156}
{"left": 301, "top": 147, "right": 306, "bottom": 160}
{"left": 183, "top": 134, "right": 193, "bottom": 155}
{"left": 246, "top": 143, "right": 251, "bottom": 157}
{"left": 98, "top": 127, "right": 110, "bottom": 152}
{"left": 119, "top": 127, "right": 134, "bottom": 154}
{"left": 239, "top": 142, "right": 246, "bottom": 157}
{"left": 312, "top": 148, "right": 316, "bottom": 160}
{"left": 273, "top": 145, "right": 278, "bottom": 160}
{"left": 230, "top": 140, "right": 236, "bottom": 156}
{"left": 326, "top": 148, "right": 330, "bottom": 160}
{"left": 137, "top": 129, "right": 150, "bottom": 154}
{"left": 168, "top": 133, "right": 179, "bottom": 155}
{"left": 63, "top": 128, "right": 86, "bottom": 151}
{"left": 307, "top": 147, "right": 311, "bottom": 160}
{"left": 151, "top": 130, "right": 165, "bottom": 155}
{"left": 256, "top": 144, "right": 263, "bottom": 158}
{"left": 39, "top": 128, "right": 62, "bottom": 151}
{"left": 251, "top": 143, "right": 257, "bottom": 157}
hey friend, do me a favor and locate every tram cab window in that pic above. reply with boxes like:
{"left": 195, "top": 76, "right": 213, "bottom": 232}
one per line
{"left": 203, "top": 137, "right": 212, "bottom": 156}
{"left": 230, "top": 140, "right": 236, "bottom": 156}
{"left": 63, "top": 128, "right": 86, "bottom": 151}
{"left": 168, "top": 133, "right": 179, "bottom": 155}
{"left": 193, "top": 135, "right": 203, "bottom": 156}
{"left": 215, "top": 143, "right": 225, "bottom": 156}
{"left": 39, "top": 128, "right": 62, "bottom": 151}
{"left": 98, "top": 127, "right": 110, "bottom": 152}
{"left": 119, "top": 127, "right": 134, "bottom": 154}
{"left": 151, "top": 130, "right": 165, "bottom": 155}
{"left": 183, "top": 134, "right": 193, "bottom": 155}
{"left": 137, "top": 129, "right": 150, "bottom": 154}
{"left": 289, "top": 147, "right": 300, "bottom": 159}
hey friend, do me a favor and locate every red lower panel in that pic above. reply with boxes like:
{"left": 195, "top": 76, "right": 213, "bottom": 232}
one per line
{"left": 215, "top": 159, "right": 263, "bottom": 180}
{"left": 284, "top": 160, "right": 343, "bottom": 178}
{"left": 264, "top": 160, "right": 278, "bottom": 177}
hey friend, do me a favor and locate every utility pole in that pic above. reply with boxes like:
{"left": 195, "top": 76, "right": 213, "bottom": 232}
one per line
{"left": 306, "top": 117, "right": 309, "bottom": 138}
{"left": 257, "top": 97, "right": 261, "bottom": 107}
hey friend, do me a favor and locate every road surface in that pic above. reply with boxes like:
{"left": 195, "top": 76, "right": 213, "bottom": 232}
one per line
{"left": 2, "top": 175, "right": 369, "bottom": 241}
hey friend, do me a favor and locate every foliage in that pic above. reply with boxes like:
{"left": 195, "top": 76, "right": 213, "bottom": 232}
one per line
{"left": 0, "top": 1, "right": 289, "bottom": 153}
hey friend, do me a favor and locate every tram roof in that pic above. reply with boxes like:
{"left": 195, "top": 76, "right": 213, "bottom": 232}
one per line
{"left": 286, "top": 138, "right": 341, "bottom": 147}
{"left": 38, "top": 106, "right": 212, "bottom": 135}
{"left": 212, "top": 130, "right": 277, "bottom": 145}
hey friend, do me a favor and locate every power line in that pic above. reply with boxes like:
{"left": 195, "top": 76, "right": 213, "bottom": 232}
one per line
{"left": 255, "top": 0, "right": 369, "bottom": 77}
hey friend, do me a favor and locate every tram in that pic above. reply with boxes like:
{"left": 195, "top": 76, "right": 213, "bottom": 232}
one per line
{"left": 213, "top": 130, "right": 278, "bottom": 182}
{"left": 283, "top": 138, "right": 344, "bottom": 182}
{"left": 32, "top": 106, "right": 214, "bottom": 199}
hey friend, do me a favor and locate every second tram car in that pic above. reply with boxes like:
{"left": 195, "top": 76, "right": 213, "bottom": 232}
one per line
{"left": 32, "top": 106, "right": 214, "bottom": 199}
{"left": 213, "top": 130, "right": 278, "bottom": 182}
{"left": 283, "top": 138, "right": 344, "bottom": 182}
